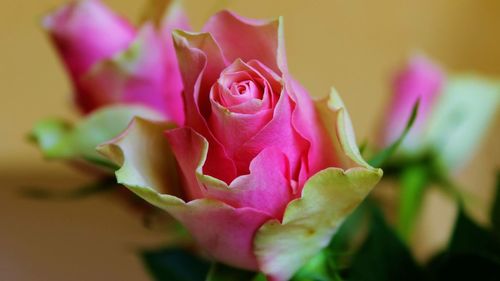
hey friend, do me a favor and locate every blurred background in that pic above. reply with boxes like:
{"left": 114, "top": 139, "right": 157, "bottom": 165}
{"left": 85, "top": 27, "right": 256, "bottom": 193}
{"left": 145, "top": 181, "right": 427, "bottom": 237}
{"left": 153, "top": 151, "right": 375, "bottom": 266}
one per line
{"left": 1, "top": 0, "right": 499, "bottom": 280}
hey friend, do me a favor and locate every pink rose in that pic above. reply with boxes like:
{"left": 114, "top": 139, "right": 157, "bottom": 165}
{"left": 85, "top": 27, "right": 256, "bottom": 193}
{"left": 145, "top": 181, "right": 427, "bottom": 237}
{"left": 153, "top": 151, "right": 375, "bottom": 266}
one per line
{"left": 381, "top": 55, "right": 500, "bottom": 171}
{"left": 99, "top": 11, "right": 381, "bottom": 280}
{"left": 43, "top": 0, "right": 188, "bottom": 125}
{"left": 381, "top": 55, "right": 445, "bottom": 149}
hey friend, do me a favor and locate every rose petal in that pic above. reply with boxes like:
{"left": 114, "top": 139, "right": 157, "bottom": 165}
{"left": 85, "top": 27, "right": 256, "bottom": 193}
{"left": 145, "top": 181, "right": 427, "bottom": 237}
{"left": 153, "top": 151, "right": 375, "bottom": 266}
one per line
{"left": 203, "top": 10, "right": 282, "bottom": 74}
{"left": 98, "top": 118, "right": 271, "bottom": 270}
{"left": 382, "top": 55, "right": 444, "bottom": 148}
{"left": 206, "top": 147, "right": 295, "bottom": 219}
{"left": 172, "top": 30, "right": 237, "bottom": 182}
{"left": 288, "top": 79, "right": 337, "bottom": 184}
{"left": 31, "top": 105, "right": 162, "bottom": 165}
{"left": 254, "top": 167, "right": 382, "bottom": 281}
{"left": 236, "top": 89, "right": 308, "bottom": 179}
{"left": 315, "top": 88, "right": 371, "bottom": 169}
{"left": 80, "top": 25, "right": 184, "bottom": 124}
{"left": 253, "top": 91, "right": 382, "bottom": 280}
{"left": 43, "top": 0, "right": 135, "bottom": 81}
{"left": 209, "top": 102, "right": 273, "bottom": 165}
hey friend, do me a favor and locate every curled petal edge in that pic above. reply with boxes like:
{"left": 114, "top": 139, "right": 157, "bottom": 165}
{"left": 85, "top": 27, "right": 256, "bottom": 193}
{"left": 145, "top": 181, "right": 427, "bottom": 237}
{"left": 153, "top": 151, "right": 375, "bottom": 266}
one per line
{"left": 254, "top": 89, "right": 382, "bottom": 281}
{"left": 97, "top": 117, "right": 271, "bottom": 270}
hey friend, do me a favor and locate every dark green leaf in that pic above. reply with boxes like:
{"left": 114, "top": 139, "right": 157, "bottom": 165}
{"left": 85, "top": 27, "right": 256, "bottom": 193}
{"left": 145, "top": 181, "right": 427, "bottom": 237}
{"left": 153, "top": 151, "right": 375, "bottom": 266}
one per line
{"left": 348, "top": 206, "right": 425, "bottom": 281}
{"left": 369, "top": 100, "right": 420, "bottom": 168}
{"left": 141, "top": 247, "right": 210, "bottom": 281}
{"left": 205, "top": 263, "right": 257, "bottom": 281}
{"left": 448, "top": 207, "right": 500, "bottom": 259}
{"left": 427, "top": 252, "right": 500, "bottom": 281}
{"left": 491, "top": 172, "right": 500, "bottom": 240}
{"left": 426, "top": 206, "right": 500, "bottom": 280}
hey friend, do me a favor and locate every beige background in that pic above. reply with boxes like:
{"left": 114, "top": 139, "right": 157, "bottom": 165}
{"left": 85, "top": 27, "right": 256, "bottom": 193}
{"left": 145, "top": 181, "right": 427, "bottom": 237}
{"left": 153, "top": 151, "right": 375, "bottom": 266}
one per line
{"left": 1, "top": 0, "right": 499, "bottom": 280}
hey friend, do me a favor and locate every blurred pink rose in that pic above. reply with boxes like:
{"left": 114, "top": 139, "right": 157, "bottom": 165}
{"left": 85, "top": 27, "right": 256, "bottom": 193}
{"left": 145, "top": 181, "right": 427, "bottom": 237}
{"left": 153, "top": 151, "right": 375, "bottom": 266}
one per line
{"left": 100, "top": 11, "right": 381, "bottom": 281}
{"left": 43, "top": 0, "right": 188, "bottom": 125}
{"left": 381, "top": 55, "right": 500, "bottom": 171}
{"left": 381, "top": 55, "right": 445, "bottom": 149}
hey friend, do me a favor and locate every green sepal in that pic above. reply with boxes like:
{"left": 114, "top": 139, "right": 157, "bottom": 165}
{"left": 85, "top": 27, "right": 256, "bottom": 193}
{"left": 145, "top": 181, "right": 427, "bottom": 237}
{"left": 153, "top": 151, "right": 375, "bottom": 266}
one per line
{"left": 29, "top": 105, "right": 162, "bottom": 169}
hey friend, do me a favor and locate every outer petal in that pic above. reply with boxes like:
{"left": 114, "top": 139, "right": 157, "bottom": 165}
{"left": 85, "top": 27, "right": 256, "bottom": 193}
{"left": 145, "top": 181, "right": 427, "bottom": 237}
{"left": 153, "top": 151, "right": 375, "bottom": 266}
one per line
{"left": 288, "top": 79, "right": 337, "bottom": 183}
{"left": 43, "top": 0, "right": 135, "bottom": 84}
{"left": 255, "top": 168, "right": 382, "bottom": 281}
{"left": 158, "top": 0, "right": 191, "bottom": 125}
{"left": 79, "top": 24, "right": 183, "bottom": 125}
{"left": 203, "top": 10, "right": 281, "bottom": 74}
{"left": 98, "top": 119, "right": 272, "bottom": 270}
{"left": 316, "top": 89, "right": 372, "bottom": 169}
{"left": 424, "top": 75, "right": 500, "bottom": 171}
{"left": 382, "top": 55, "right": 444, "bottom": 149}
{"left": 254, "top": 90, "right": 383, "bottom": 281}
{"left": 30, "top": 105, "right": 162, "bottom": 166}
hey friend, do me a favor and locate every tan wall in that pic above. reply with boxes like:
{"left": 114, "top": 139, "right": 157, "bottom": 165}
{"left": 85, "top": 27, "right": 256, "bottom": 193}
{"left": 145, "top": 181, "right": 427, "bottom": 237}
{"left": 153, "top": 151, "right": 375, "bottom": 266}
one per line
{"left": 1, "top": 0, "right": 499, "bottom": 280}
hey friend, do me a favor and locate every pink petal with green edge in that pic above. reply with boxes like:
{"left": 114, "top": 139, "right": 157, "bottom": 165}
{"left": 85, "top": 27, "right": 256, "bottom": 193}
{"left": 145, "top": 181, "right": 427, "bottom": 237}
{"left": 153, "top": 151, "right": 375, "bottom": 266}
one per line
{"left": 79, "top": 24, "right": 184, "bottom": 125}
{"left": 43, "top": 0, "right": 135, "bottom": 79}
{"left": 316, "top": 88, "right": 371, "bottom": 169}
{"left": 288, "top": 79, "right": 337, "bottom": 186}
{"left": 97, "top": 118, "right": 271, "bottom": 270}
{"left": 172, "top": 30, "right": 237, "bottom": 182}
{"left": 203, "top": 10, "right": 281, "bottom": 74}
{"left": 253, "top": 90, "right": 382, "bottom": 281}
{"left": 254, "top": 167, "right": 382, "bottom": 281}
{"left": 30, "top": 105, "right": 162, "bottom": 167}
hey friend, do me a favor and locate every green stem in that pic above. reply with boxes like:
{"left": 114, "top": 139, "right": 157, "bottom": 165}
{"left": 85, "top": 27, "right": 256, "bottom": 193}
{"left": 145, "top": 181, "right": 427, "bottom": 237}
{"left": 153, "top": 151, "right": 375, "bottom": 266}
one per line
{"left": 397, "top": 165, "right": 429, "bottom": 242}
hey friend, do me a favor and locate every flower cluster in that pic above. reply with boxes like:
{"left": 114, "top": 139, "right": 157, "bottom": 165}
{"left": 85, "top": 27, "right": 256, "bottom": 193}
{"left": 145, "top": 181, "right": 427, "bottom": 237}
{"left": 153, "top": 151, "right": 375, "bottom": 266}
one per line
{"left": 30, "top": 1, "right": 500, "bottom": 281}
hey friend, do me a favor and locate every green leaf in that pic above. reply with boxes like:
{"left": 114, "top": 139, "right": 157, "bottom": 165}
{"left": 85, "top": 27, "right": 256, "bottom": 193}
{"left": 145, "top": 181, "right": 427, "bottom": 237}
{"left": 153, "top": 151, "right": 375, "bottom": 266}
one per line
{"left": 205, "top": 263, "right": 257, "bottom": 281}
{"left": 448, "top": 207, "right": 500, "bottom": 259}
{"left": 427, "top": 252, "right": 500, "bottom": 281}
{"left": 397, "top": 164, "right": 429, "bottom": 242}
{"left": 141, "top": 247, "right": 210, "bottom": 281}
{"left": 348, "top": 206, "right": 425, "bottom": 281}
{"left": 369, "top": 100, "right": 420, "bottom": 168}
{"left": 491, "top": 172, "right": 500, "bottom": 240}
{"left": 427, "top": 207, "right": 500, "bottom": 280}
{"left": 29, "top": 105, "right": 162, "bottom": 169}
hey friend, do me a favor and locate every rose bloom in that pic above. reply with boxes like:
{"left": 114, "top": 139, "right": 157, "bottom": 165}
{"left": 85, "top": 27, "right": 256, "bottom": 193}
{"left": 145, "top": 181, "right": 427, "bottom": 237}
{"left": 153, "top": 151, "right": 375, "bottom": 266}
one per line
{"left": 100, "top": 11, "right": 382, "bottom": 281}
{"left": 381, "top": 55, "right": 500, "bottom": 171}
{"left": 44, "top": 0, "right": 188, "bottom": 125}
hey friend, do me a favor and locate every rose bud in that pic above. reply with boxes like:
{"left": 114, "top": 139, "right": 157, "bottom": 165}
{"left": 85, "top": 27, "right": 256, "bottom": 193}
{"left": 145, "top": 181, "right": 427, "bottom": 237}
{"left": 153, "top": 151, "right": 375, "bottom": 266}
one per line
{"left": 43, "top": 0, "right": 188, "bottom": 125}
{"left": 33, "top": 0, "right": 190, "bottom": 165}
{"left": 381, "top": 55, "right": 500, "bottom": 171}
{"left": 99, "top": 11, "right": 382, "bottom": 281}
